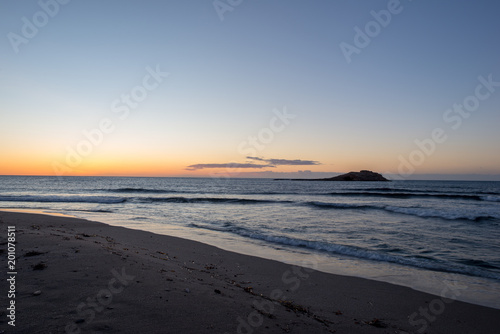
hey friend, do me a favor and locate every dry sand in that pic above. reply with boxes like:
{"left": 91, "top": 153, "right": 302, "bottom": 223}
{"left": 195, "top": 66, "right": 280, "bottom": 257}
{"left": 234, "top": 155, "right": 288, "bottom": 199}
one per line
{"left": 0, "top": 211, "right": 498, "bottom": 333}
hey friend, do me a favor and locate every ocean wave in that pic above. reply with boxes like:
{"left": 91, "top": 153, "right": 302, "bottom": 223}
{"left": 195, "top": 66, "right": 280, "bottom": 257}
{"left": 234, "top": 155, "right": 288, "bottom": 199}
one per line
{"left": 0, "top": 195, "right": 126, "bottom": 204}
{"left": 305, "top": 201, "right": 499, "bottom": 222}
{"left": 190, "top": 222, "right": 500, "bottom": 280}
{"left": 328, "top": 191, "right": 487, "bottom": 201}
{"left": 358, "top": 187, "right": 500, "bottom": 196}
{"left": 136, "top": 196, "right": 287, "bottom": 204}
{"left": 362, "top": 187, "right": 449, "bottom": 193}
{"left": 481, "top": 195, "right": 500, "bottom": 202}
{"left": 106, "top": 188, "right": 300, "bottom": 196}
{"left": 103, "top": 187, "right": 500, "bottom": 200}
{"left": 305, "top": 201, "right": 375, "bottom": 210}
{"left": 383, "top": 206, "right": 499, "bottom": 221}
{"left": 72, "top": 209, "right": 115, "bottom": 213}
{"left": 105, "top": 187, "right": 187, "bottom": 194}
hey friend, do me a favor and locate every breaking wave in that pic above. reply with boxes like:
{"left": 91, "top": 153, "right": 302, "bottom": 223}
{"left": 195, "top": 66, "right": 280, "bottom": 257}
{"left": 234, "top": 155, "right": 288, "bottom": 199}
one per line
{"left": 190, "top": 222, "right": 500, "bottom": 280}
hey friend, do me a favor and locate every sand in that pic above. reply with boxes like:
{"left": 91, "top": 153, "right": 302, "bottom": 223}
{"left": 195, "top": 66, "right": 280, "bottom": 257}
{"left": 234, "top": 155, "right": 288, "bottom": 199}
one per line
{"left": 0, "top": 211, "right": 498, "bottom": 334}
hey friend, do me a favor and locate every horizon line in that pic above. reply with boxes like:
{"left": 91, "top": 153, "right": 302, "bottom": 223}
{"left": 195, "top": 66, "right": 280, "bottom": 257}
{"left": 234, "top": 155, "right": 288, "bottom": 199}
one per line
{"left": 1, "top": 173, "right": 500, "bottom": 182}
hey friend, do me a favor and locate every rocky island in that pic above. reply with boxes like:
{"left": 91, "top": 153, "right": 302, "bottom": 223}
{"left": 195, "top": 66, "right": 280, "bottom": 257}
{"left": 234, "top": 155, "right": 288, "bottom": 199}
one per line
{"left": 314, "top": 170, "right": 389, "bottom": 181}
{"left": 280, "top": 170, "right": 390, "bottom": 181}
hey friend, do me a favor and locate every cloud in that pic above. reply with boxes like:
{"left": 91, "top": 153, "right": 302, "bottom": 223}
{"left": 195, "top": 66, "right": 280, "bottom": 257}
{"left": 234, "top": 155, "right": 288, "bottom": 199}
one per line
{"left": 246, "top": 156, "right": 321, "bottom": 166}
{"left": 208, "top": 170, "right": 339, "bottom": 178}
{"left": 185, "top": 163, "right": 273, "bottom": 171}
{"left": 186, "top": 157, "right": 321, "bottom": 171}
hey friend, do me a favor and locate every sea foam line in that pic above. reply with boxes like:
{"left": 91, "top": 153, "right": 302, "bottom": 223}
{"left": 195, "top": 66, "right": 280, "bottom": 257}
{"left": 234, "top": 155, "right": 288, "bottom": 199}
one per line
{"left": 189, "top": 222, "right": 500, "bottom": 281}
{"left": 0, "top": 195, "right": 126, "bottom": 204}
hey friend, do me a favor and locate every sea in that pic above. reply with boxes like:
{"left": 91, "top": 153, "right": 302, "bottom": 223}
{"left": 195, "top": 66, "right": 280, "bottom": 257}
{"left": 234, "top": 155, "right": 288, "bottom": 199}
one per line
{"left": 1, "top": 176, "right": 499, "bottom": 308}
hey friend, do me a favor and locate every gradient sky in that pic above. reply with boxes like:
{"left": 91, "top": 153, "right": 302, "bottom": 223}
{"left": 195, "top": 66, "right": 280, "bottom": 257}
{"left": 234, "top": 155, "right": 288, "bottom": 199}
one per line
{"left": 1, "top": 0, "right": 499, "bottom": 179}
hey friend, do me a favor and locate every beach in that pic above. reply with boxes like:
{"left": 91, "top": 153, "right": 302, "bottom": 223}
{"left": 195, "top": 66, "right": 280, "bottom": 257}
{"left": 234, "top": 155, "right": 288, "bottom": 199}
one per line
{"left": 1, "top": 211, "right": 499, "bottom": 333}
{"left": 2, "top": 1, "right": 499, "bottom": 332}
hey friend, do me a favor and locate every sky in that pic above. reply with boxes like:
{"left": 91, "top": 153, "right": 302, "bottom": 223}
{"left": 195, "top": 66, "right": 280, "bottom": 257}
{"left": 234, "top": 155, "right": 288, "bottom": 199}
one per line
{"left": 1, "top": 0, "right": 499, "bottom": 180}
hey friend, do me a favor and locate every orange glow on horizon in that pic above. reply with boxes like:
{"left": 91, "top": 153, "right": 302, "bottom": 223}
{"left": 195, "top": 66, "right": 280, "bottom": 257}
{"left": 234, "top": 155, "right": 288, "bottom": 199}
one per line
{"left": 2, "top": 146, "right": 500, "bottom": 178}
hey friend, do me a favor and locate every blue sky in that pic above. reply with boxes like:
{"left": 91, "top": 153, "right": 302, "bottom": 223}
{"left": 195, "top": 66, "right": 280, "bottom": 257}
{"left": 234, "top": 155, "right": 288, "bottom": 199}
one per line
{"left": 1, "top": 0, "right": 499, "bottom": 179}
